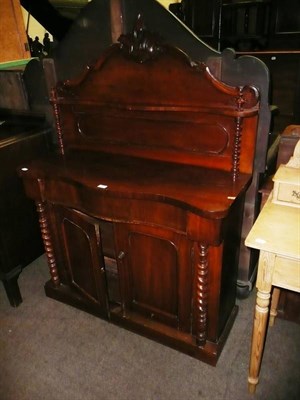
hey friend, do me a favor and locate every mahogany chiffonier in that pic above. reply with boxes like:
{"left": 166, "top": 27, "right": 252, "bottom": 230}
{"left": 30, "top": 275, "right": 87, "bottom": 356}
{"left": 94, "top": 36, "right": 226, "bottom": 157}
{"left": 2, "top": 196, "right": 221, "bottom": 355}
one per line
{"left": 19, "top": 21, "right": 261, "bottom": 365}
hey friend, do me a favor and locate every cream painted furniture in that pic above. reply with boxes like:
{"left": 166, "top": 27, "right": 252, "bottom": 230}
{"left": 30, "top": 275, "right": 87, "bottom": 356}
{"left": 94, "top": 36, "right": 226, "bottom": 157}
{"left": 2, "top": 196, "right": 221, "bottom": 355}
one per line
{"left": 246, "top": 144, "right": 300, "bottom": 394}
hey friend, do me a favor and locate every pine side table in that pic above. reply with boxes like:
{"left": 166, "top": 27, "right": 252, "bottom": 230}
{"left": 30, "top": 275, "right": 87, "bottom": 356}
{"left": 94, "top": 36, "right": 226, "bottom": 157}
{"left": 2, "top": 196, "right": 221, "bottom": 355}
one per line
{"left": 245, "top": 179, "right": 300, "bottom": 393}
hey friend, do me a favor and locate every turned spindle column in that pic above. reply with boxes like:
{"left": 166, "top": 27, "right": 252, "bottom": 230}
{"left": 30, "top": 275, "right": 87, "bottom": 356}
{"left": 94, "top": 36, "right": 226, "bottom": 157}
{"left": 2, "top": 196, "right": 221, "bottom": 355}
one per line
{"left": 36, "top": 201, "right": 60, "bottom": 286}
{"left": 194, "top": 242, "right": 209, "bottom": 347}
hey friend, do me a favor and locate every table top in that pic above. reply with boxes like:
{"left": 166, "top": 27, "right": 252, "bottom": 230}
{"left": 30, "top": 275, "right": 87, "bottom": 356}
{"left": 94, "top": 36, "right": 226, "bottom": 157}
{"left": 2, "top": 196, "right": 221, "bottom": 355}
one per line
{"left": 245, "top": 193, "right": 300, "bottom": 259}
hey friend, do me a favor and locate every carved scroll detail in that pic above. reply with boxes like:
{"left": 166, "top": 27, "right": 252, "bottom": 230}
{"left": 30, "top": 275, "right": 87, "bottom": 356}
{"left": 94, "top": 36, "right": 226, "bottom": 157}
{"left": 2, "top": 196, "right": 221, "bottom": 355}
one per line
{"left": 232, "top": 115, "right": 243, "bottom": 181}
{"left": 235, "top": 87, "right": 246, "bottom": 111}
{"left": 118, "top": 14, "right": 163, "bottom": 63}
{"left": 36, "top": 202, "right": 60, "bottom": 286}
{"left": 194, "top": 242, "right": 209, "bottom": 346}
{"left": 51, "top": 88, "right": 64, "bottom": 155}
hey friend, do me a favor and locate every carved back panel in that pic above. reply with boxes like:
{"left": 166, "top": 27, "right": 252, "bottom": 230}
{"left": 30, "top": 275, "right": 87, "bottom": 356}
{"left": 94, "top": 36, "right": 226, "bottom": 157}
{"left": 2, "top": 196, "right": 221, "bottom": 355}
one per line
{"left": 51, "top": 19, "right": 260, "bottom": 179}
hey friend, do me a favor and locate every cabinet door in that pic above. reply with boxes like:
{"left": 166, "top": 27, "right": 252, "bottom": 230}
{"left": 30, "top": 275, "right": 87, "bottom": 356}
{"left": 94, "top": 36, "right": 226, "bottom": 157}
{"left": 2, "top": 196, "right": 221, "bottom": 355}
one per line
{"left": 114, "top": 223, "right": 193, "bottom": 332}
{"left": 53, "top": 206, "right": 109, "bottom": 316}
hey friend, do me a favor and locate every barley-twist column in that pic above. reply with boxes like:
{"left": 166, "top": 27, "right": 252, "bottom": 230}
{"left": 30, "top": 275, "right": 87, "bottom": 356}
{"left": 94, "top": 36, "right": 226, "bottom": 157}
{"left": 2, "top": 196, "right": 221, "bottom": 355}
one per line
{"left": 36, "top": 201, "right": 60, "bottom": 286}
{"left": 194, "top": 242, "right": 209, "bottom": 346}
{"left": 232, "top": 115, "right": 242, "bottom": 181}
{"left": 51, "top": 88, "right": 64, "bottom": 155}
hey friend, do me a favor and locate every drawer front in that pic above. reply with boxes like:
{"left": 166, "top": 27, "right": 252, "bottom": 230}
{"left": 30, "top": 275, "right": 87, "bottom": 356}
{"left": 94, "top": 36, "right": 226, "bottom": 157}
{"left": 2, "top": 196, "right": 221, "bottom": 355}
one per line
{"left": 273, "top": 255, "right": 300, "bottom": 292}
{"left": 44, "top": 179, "right": 187, "bottom": 232}
{"left": 273, "top": 182, "right": 300, "bottom": 207}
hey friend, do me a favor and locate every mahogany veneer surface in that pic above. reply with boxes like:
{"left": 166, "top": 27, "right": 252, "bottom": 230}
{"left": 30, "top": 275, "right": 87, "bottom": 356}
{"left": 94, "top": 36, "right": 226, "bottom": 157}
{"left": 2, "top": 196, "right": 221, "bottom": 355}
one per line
{"left": 23, "top": 151, "right": 251, "bottom": 217}
{"left": 19, "top": 20, "right": 260, "bottom": 365}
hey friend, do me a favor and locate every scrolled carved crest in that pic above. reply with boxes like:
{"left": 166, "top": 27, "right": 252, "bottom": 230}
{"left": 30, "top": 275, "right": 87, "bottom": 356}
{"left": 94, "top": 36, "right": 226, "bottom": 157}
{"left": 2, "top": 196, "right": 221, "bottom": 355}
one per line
{"left": 118, "top": 14, "right": 164, "bottom": 63}
{"left": 235, "top": 85, "right": 260, "bottom": 111}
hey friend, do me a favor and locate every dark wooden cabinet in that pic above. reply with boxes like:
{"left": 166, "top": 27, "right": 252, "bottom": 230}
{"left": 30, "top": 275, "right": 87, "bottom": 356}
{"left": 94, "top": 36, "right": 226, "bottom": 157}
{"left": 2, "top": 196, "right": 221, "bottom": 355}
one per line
{"left": 0, "top": 125, "right": 49, "bottom": 306}
{"left": 220, "top": 0, "right": 271, "bottom": 51}
{"left": 183, "top": 0, "right": 222, "bottom": 49}
{"left": 254, "top": 52, "right": 300, "bottom": 133}
{"left": 183, "top": 0, "right": 300, "bottom": 52}
{"left": 34, "top": 176, "right": 244, "bottom": 365}
{"left": 19, "top": 23, "right": 261, "bottom": 365}
{"left": 268, "top": 0, "right": 300, "bottom": 50}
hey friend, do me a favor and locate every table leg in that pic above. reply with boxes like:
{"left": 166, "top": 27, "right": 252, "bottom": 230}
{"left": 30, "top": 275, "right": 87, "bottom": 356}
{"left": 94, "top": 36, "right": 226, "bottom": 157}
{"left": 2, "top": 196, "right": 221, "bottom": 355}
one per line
{"left": 248, "top": 250, "right": 275, "bottom": 394}
{"left": 269, "top": 287, "right": 281, "bottom": 327}
{"left": 248, "top": 289, "right": 271, "bottom": 393}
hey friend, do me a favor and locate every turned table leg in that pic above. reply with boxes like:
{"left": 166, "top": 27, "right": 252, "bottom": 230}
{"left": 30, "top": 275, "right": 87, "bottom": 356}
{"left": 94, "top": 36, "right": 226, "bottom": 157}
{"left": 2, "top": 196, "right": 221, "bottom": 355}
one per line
{"left": 248, "top": 289, "right": 271, "bottom": 393}
{"left": 248, "top": 250, "right": 275, "bottom": 394}
{"left": 269, "top": 287, "right": 281, "bottom": 327}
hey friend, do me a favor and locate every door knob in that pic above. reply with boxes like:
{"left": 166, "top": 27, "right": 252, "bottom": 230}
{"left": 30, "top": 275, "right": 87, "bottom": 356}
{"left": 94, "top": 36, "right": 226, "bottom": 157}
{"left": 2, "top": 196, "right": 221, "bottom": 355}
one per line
{"left": 117, "top": 251, "right": 126, "bottom": 260}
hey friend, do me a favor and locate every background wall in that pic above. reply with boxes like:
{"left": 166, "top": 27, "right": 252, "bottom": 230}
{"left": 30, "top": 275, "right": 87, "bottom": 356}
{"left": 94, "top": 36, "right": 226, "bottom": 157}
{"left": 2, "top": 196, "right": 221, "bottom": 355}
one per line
{"left": 158, "top": 0, "right": 180, "bottom": 7}
{"left": 21, "top": 8, "right": 53, "bottom": 42}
